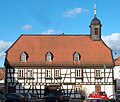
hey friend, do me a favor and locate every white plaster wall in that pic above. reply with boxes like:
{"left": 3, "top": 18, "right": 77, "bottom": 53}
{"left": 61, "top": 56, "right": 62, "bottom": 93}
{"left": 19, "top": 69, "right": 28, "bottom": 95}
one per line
{"left": 114, "top": 66, "right": 120, "bottom": 79}
{"left": 101, "top": 85, "right": 114, "bottom": 97}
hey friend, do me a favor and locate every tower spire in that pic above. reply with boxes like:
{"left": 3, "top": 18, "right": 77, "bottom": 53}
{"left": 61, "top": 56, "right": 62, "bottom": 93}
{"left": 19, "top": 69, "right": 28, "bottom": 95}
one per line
{"left": 90, "top": 4, "right": 102, "bottom": 41}
{"left": 94, "top": 4, "right": 96, "bottom": 17}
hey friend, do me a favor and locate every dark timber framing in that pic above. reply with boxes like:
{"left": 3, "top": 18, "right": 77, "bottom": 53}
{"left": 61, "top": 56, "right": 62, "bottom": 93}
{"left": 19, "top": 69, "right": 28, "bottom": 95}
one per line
{"left": 5, "top": 65, "right": 113, "bottom": 99}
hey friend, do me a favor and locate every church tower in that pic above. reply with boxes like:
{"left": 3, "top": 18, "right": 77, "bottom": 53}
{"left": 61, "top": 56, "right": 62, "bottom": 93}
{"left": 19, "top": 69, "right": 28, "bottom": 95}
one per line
{"left": 89, "top": 4, "right": 102, "bottom": 40}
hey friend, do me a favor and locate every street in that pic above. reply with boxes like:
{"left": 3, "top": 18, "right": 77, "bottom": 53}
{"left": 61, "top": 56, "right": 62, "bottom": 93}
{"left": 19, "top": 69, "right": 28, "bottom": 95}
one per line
{"left": 38, "top": 99, "right": 82, "bottom": 102}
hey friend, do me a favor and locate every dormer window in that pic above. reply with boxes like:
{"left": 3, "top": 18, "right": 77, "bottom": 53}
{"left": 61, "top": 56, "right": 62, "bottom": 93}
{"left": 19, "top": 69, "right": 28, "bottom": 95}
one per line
{"left": 46, "top": 52, "right": 53, "bottom": 62}
{"left": 94, "top": 28, "right": 98, "bottom": 35}
{"left": 20, "top": 52, "right": 28, "bottom": 62}
{"left": 73, "top": 52, "right": 80, "bottom": 62}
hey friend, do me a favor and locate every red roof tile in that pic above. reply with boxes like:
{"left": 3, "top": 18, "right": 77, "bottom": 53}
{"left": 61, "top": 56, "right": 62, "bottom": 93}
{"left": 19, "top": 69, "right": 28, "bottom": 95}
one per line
{"left": 5, "top": 35, "right": 114, "bottom": 67}
{"left": 115, "top": 56, "right": 120, "bottom": 66}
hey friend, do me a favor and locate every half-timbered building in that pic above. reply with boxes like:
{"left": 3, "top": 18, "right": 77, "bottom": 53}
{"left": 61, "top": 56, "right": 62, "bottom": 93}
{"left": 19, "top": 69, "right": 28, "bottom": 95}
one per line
{"left": 114, "top": 56, "right": 120, "bottom": 93}
{"left": 4, "top": 5, "right": 114, "bottom": 98}
{"left": 0, "top": 68, "right": 5, "bottom": 93}
{"left": 114, "top": 56, "right": 120, "bottom": 79}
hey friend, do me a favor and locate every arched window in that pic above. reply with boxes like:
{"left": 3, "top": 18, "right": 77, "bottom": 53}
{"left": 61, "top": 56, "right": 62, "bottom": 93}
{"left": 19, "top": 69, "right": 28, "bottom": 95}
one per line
{"left": 94, "top": 28, "right": 98, "bottom": 35}
{"left": 73, "top": 52, "right": 80, "bottom": 62}
{"left": 46, "top": 52, "right": 53, "bottom": 62}
{"left": 20, "top": 52, "right": 28, "bottom": 62}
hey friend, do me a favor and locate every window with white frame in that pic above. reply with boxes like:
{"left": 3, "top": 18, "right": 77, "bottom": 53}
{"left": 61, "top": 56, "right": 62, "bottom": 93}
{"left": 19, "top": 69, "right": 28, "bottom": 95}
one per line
{"left": 20, "top": 52, "right": 28, "bottom": 62}
{"left": 27, "top": 69, "right": 33, "bottom": 78}
{"left": 55, "top": 69, "right": 60, "bottom": 77}
{"left": 46, "top": 69, "right": 51, "bottom": 78}
{"left": 19, "top": 69, "right": 24, "bottom": 78}
{"left": 76, "top": 69, "right": 82, "bottom": 77}
{"left": 73, "top": 52, "right": 80, "bottom": 62}
{"left": 75, "top": 85, "right": 82, "bottom": 92}
{"left": 46, "top": 52, "right": 53, "bottom": 62}
{"left": 95, "top": 69, "right": 101, "bottom": 77}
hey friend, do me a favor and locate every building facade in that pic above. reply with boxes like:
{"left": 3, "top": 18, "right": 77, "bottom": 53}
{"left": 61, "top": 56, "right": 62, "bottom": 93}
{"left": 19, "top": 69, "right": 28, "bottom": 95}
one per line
{"left": 4, "top": 6, "right": 114, "bottom": 98}
{"left": 114, "top": 56, "right": 120, "bottom": 79}
{"left": 114, "top": 56, "right": 120, "bottom": 93}
{"left": 0, "top": 68, "right": 5, "bottom": 93}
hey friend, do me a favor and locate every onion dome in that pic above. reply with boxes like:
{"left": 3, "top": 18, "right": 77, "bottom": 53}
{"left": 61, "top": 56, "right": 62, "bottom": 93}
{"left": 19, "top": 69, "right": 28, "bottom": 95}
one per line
{"left": 90, "top": 16, "right": 102, "bottom": 26}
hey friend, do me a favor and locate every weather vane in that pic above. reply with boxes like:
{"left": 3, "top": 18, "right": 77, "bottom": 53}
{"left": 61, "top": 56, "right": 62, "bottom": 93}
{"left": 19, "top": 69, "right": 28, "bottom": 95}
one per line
{"left": 94, "top": 4, "right": 96, "bottom": 17}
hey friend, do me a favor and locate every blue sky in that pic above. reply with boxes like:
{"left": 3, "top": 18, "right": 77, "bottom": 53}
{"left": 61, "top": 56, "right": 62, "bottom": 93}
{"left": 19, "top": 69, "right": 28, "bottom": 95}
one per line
{"left": 0, "top": 0, "right": 120, "bottom": 67}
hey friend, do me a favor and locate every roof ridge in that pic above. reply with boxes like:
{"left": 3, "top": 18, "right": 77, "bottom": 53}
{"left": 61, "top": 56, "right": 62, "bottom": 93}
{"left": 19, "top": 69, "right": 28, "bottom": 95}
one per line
{"left": 21, "top": 34, "right": 90, "bottom": 36}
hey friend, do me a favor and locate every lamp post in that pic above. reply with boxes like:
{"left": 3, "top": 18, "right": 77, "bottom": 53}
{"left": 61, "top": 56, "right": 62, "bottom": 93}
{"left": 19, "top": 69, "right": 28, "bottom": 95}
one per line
{"left": 104, "top": 64, "right": 106, "bottom": 91}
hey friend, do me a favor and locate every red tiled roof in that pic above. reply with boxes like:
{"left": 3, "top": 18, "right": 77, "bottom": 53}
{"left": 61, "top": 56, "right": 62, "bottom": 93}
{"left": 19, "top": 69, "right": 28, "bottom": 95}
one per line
{"left": 5, "top": 35, "right": 114, "bottom": 67}
{"left": 115, "top": 56, "right": 120, "bottom": 66}
{"left": 0, "top": 68, "right": 5, "bottom": 80}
